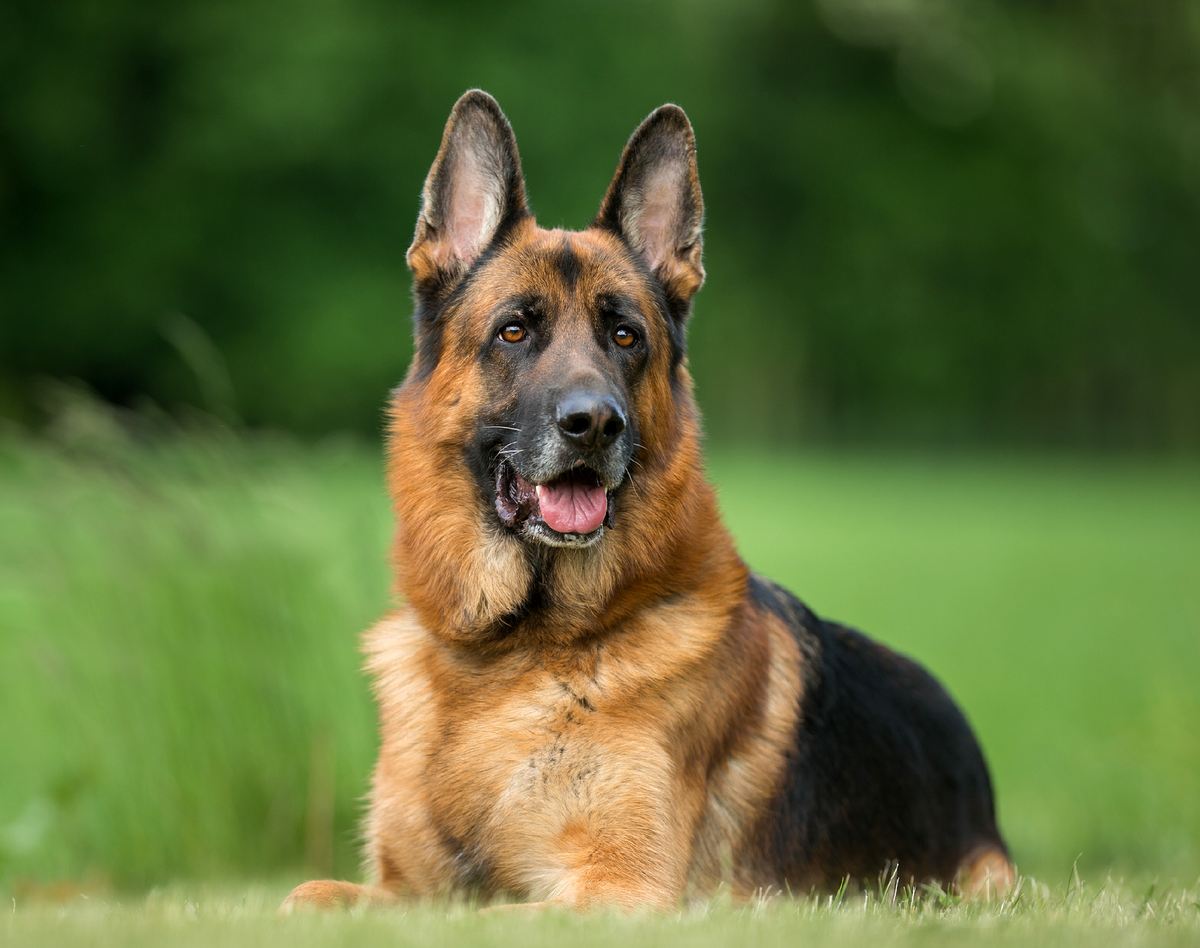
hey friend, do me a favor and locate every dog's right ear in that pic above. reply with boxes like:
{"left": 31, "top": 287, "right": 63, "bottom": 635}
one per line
{"left": 407, "top": 91, "right": 529, "bottom": 302}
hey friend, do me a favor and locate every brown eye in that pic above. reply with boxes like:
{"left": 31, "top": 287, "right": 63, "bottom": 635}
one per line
{"left": 499, "top": 323, "right": 526, "bottom": 343}
{"left": 614, "top": 326, "right": 638, "bottom": 348}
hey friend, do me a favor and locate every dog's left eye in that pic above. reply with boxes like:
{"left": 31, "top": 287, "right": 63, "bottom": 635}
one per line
{"left": 613, "top": 326, "right": 638, "bottom": 348}
{"left": 499, "top": 324, "right": 527, "bottom": 343}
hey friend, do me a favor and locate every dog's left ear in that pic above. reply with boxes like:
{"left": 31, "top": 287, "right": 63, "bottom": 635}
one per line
{"left": 593, "top": 105, "right": 705, "bottom": 311}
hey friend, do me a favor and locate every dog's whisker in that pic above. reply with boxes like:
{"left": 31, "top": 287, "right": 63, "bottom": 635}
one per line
{"left": 625, "top": 470, "right": 646, "bottom": 504}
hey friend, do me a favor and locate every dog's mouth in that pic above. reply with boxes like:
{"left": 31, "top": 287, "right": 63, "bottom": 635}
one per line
{"left": 494, "top": 459, "right": 615, "bottom": 542}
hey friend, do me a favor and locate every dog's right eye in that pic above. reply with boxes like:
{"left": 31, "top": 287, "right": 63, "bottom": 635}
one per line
{"left": 499, "top": 324, "right": 527, "bottom": 343}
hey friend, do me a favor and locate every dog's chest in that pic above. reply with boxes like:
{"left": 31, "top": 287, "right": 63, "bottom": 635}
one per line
{"left": 497, "top": 678, "right": 602, "bottom": 801}
{"left": 432, "top": 661, "right": 674, "bottom": 896}
{"left": 457, "top": 671, "right": 610, "bottom": 812}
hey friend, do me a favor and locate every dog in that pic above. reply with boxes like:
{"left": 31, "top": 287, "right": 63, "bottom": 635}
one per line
{"left": 282, "top": 90, "right": 1013, "bottom": 912}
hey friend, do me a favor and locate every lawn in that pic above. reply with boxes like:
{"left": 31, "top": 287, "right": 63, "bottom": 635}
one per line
{"left": 3, "top": 877, "right": 1200, "bottom": 948}
{"left": 1, "top": 405, "right": 1197, "bottom": 940}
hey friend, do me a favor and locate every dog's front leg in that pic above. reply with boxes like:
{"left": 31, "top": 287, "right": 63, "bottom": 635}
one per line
{"left": 524, "top": 809, "right": 695, "bottom": 912}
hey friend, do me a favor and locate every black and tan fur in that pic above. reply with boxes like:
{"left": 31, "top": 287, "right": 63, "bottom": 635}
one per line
{"left": 283, "top": 91, "right": 1013, "bottom": 913}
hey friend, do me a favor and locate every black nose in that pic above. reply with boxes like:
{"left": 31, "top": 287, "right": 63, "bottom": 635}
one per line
{"left": 556, "top": 392, "right": 627, "bottom": 450}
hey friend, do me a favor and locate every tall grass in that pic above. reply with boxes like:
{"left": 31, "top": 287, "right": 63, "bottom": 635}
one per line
{"left": 0, "top": 412, "right": 387, "bottom": 888}
{"left": 1, "top": 407, "right": 1197, "bottom": 892}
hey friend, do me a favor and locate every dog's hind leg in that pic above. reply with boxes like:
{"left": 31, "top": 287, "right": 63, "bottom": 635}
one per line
{"left": 957, "top": 845, "right": 1015, "bottom": 900}
{"left": 477, "top": 901, "right": 559, "bottom": 916}
{"left": 279, "top": 880, "right": 400, "bottom": 913}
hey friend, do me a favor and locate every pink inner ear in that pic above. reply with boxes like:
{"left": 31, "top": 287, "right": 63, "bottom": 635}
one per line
{"left": 631, "top": 164, "right": 683, "bottom": 271}
{"left": 447, "top": 151, "right": 502, "bottom": 266}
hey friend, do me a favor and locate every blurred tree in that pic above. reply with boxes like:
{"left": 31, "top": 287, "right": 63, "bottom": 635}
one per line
{"left": 1, "top": 0, "right": 1197, "bottom": 445}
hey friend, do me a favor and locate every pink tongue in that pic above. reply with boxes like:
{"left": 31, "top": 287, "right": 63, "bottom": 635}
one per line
{"left": 535, "top": 476, "right": 608, "bottom": 535}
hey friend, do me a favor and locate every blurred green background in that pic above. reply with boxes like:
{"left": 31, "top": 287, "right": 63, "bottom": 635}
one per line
{"left": 1, "top": 0, "right": 1198, "bottom": 898}
{"left": 2, "top": 0, "right": 1199, "bottom": 444}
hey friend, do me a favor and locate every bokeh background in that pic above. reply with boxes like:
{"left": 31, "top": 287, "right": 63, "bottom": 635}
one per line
{"left": 1, "top": 0, "right": 1198, "bottom": 897}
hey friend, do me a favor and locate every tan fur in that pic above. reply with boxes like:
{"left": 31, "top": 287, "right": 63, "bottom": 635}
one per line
{"left": 283, "top": 226, "right": 798, "bottom": 911}
{"left": 958, "top": 847, "right": 1016, "bottom": 900}
{"left": 291, "top": 189, "right": 784, "bottom": 908}
{"left": 358, "top": 453, "right": 783, "bottom": 909}
{"left": 279, "top": 880, "right": 397, "bottom": 913}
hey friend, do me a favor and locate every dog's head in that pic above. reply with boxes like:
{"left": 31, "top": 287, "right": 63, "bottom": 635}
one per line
{"left": 389, "top": 92, "right": 719, "bottom": 637}
{"left": 402, "top": 91, "right": 704, "bottom": 549}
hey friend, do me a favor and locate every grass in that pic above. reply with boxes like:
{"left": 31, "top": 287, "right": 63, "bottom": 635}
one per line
{"left": 1, "top": 394, "right": 1198, "bottom": 937}
{"left": 3, "top": 875, "right": 1200, "bottom": 947}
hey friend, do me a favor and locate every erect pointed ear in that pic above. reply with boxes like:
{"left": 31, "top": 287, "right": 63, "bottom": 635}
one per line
{"left": 407, "top": 90, "right": 529, "bottom": 300}
{"left": 593, "top": 105, "right": 705, "bottom": 311}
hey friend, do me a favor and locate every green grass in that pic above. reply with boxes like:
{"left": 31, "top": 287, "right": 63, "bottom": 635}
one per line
{"left": 4, "top": 876, "right": 1200, "bottom": 948}
{"left": 1, "top": 400, "right": 1198, "bottom": 912}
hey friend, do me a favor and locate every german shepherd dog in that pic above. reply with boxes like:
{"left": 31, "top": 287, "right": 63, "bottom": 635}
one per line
{"left": 283, "top": 91, "right": 1013, "bottom": 912}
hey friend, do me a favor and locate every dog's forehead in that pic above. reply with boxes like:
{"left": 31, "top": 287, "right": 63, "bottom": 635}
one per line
{"left": 470, "top": 226, "right": 657, "bottom": 315}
